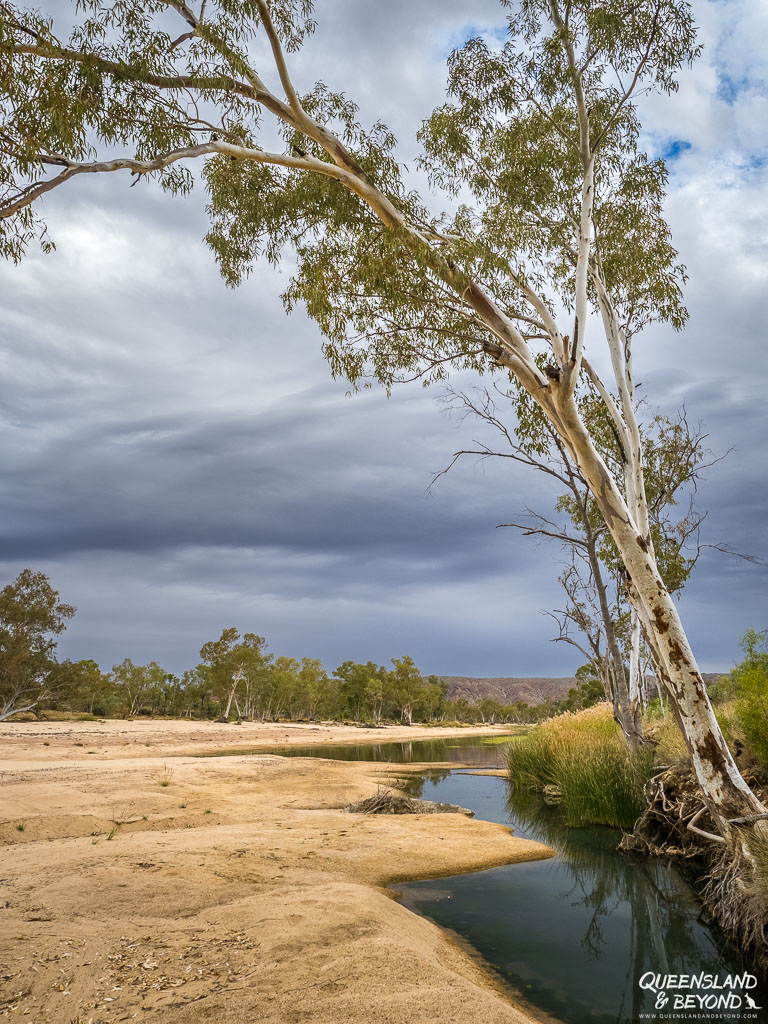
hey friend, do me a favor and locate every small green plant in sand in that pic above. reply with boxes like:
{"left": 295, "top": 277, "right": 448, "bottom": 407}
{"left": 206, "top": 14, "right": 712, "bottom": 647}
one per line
{"left": 482, "top": 733, "right": 527, "bottom": 745}
{"left": 179, "top": 803, "right": 187, "bottom": 809}
{"left": 15, "top": 821, "right": 25, "bottom": 832}
{"left": 156, "top": 765, "right": 174, "bottom": 787}
{"left": 204, "top": 809, "right": 212, "bottom": 814}
{"left": 505, "top": 704, "right": 657, "bottom": 829}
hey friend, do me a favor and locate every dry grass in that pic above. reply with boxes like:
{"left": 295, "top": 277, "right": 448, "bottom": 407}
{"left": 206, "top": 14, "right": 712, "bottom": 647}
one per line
{"left": 646, "top": 713, "right": 689, "bottom": 765}
{"left": 703, "top": 822, "right": 768, "bottom": 977}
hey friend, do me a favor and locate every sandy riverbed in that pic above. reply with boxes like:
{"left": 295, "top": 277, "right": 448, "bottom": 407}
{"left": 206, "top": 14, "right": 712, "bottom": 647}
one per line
{"left": 0, "top": 720, "right": 553, "bottom": 1023}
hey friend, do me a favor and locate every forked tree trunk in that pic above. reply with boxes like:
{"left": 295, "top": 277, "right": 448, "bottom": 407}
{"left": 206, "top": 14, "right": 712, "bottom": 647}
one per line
{"left": 223, "top": 668, "right": 245, "bottom": 720}
{"left": 585, "top": 526, "right": 645, "bottom": 748}
{"left": 555, "top": 392, "right": 765, "bottom": 825}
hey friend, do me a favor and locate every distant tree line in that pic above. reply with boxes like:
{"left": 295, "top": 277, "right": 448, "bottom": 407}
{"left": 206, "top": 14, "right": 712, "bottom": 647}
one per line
{"left": 0, "top": 568, "right": 600, "bottom": 725}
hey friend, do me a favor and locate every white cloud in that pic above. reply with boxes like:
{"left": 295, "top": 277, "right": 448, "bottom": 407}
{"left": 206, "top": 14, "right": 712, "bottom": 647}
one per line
{"left": 1, "top": 0, "right": 765, "bottom": 678}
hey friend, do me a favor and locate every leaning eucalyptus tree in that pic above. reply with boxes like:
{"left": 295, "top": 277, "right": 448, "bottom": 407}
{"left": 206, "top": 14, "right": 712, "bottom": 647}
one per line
{"left": 0, "top": 0, "right": 764, "bottom": 830}
{"left": 437, "top": 384, "right": 721, "bottom": 750}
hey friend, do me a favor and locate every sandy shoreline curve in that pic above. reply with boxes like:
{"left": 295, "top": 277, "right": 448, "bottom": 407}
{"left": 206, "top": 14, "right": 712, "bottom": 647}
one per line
{"left": 0, "top": 720, "right": 554, "bottom": 1023}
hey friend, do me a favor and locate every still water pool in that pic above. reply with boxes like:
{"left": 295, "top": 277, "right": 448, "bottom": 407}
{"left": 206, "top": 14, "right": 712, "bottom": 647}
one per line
{"left": 272, "top": 734, "right": 767, "bottom": 1024}
{"left": 398, "top": 768, "right": 768, "bottom": 1024}
{"left": 200, "top": 732, "right": 514, "bottom": 765}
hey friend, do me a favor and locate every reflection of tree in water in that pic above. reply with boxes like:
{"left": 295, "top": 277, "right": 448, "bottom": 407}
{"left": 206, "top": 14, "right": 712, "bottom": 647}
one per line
{"left": 379, "top": 738, "right": 505, "bottom": 767}
{"left": 506, "top": 789, "right": 737, "bottom": 1021}
{"left": 397, "top": 768, "right": 453, "bottom": 798}
{"left": 286, "top": 737, "right": 505, "bottom": 766}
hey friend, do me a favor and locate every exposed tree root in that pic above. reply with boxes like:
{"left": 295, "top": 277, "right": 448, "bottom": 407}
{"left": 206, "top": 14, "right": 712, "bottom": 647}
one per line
{"left": 702, "top": 824, "right": 768, "bottom": 978}
{"left": 619, "top": 764, "right": 712, "bottom": 859}
{"left": 621, "top": 764, "right": 768, "bottom": 977}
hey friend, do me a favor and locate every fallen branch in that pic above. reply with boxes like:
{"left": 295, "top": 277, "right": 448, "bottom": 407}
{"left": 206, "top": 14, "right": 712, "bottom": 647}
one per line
{"left": 726, "top": 812, "right": 768, "bottom": 825}
{"left": 687, "top": 804, "right": 726, "bottom": 845}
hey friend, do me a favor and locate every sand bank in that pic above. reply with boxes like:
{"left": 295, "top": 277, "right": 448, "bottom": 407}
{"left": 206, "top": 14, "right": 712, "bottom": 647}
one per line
{"left": 0, "top": 721, "right": 552, "bottom": 1023}
{"left": 0, "top": 716, "right": 515, "bottom": 763}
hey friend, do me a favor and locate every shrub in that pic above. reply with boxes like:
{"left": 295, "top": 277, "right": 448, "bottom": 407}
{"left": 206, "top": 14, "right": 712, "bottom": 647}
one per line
{"left": 712, "top": 629, "right": 768, "bottom": 770}
{"left": 643, "top": 697, "right": 666, "bottom": 721}
{"left": 736, "top": 666, "right": 768, "bottom": 769}
{"left": 505, "top": 704, "right": 657, "bottom": 829}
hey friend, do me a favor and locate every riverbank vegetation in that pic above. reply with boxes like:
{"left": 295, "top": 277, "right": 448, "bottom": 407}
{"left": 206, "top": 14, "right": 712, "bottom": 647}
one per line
{"left": 505, "top": 629, "right": 768, "bottom": 830}
{"left": 504, "top": 632, "right": 768, "bottom": 973}
{"left": 505, "top": 704, "right": 656, "bottom": 828}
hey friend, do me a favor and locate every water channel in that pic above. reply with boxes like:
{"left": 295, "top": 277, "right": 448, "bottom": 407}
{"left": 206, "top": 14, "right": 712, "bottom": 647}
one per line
{"left": 264, "top": 733, "right": 768, "bottom": 1024}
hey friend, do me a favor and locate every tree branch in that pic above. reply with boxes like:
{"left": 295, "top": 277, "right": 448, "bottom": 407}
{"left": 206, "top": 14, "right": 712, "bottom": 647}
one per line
{"left": 254, "top": 0, "right": 305, "bottom": 120}
{"left": 8, "top": 41, "right": 257, "bottom": 100}
{"left": 0, "top": 141, "right": 360, "bottom": 222}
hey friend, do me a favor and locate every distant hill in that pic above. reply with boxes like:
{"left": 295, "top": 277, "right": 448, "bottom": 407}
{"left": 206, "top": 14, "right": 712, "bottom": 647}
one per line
{"left": 440, "top": 673, "right": 726, "bottom": 706}
{"left": 440, "top": 676, "right": 577, "bottom": 705}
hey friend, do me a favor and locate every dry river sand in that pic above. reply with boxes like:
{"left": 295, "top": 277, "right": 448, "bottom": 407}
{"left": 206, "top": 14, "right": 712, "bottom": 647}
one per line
{"left": 0, "top": 720, "right": 555, "bottom": 1023}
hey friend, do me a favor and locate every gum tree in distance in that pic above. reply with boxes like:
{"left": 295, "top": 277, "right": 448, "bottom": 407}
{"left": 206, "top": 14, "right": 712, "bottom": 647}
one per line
{"left": 0, "top": 0, "right": 764, "bottom": 830}
{"left": 0, "top": 568, "right": 75, "bottom": 720}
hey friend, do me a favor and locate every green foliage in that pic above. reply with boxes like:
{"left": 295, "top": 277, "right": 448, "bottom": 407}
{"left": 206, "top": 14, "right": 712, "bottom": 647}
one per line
{"left": 0, "top": 568, "right": 75, "bottom": 720}
{"left": 199, "top": 626, "right": 273, "bottom": 719}
{"left": 644, "top": 629, "right": 768, "bottom": 771}
{"left": 1, "top": 0, "right": 699, "bottom": 392}
{"left": 642, "top": 697, "right": 666, "bottom": 720}
{"left": 505, "top": 704, "right": 657, "bottom": 827}
{"left": 109, "top": 657, "right": 169, "bottom": 717}
{"left": 703, "top": 629, "right": 768, "bottom": 769}
{"left": 724, "top": 629, "right": 768, "bottom": 769}
{"left": 0, "top": 566, "right": 680, "bottom": 732}
{"left": 49, "top": 658, "right": 114, "bottom": 715}
{"left": 560, "top": 666, "right": 604, "bottom": 712}
{"left": 418, "top": 2, "right": 696, "bottom": 338}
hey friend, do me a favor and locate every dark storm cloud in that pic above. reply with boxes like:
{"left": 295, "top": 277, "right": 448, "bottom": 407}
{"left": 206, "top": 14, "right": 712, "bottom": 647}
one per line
{"left": 1, "top": 384, "right": 548, "bottom": 567}
{"left": 0, "top": 0, "right": 766, "bottom": 677}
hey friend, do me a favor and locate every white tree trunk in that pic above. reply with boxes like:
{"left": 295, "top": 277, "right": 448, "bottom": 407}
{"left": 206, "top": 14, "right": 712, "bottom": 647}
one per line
{"left": 551, "top": 392, "right": 765, "bottom": 824}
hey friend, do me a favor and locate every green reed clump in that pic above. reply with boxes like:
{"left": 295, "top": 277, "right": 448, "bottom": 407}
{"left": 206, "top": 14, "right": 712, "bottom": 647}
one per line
{"left": 504, "top": 704, "right": 657, "bottom": 829}
{"left": 504, "top": 730, "right": 558, "bottom": 791}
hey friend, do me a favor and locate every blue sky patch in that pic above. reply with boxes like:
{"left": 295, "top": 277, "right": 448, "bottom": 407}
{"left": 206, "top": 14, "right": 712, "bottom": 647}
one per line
{"left": 443, "top": 22, "right": 507, "bottom": 56}
{"left": 717, "top": 72, "right": 750, "bottom": 105}
{"left": 660, "top": 139, "right": 692, "bottom": 161}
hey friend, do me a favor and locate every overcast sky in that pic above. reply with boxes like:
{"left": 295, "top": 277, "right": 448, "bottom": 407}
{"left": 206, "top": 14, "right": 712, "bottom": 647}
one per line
{"left": 1, "top": 0, "right": 766, "bottom": 678}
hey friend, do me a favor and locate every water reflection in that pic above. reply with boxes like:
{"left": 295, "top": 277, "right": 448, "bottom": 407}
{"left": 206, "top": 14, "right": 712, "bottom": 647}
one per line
{"left": 206, "top": 734, "right": 514, "bottom": 766}
{"left": 398, "top": 774, "right": 768, "bottom": 1024}
{"left": 202, "top": 733, "right": 766, "bottom": 1023}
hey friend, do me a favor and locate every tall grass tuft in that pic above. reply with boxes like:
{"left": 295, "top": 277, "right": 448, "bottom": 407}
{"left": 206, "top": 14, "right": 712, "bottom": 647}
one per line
{"left": 504, "top": 704, "right": 657, "bottom": 829}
